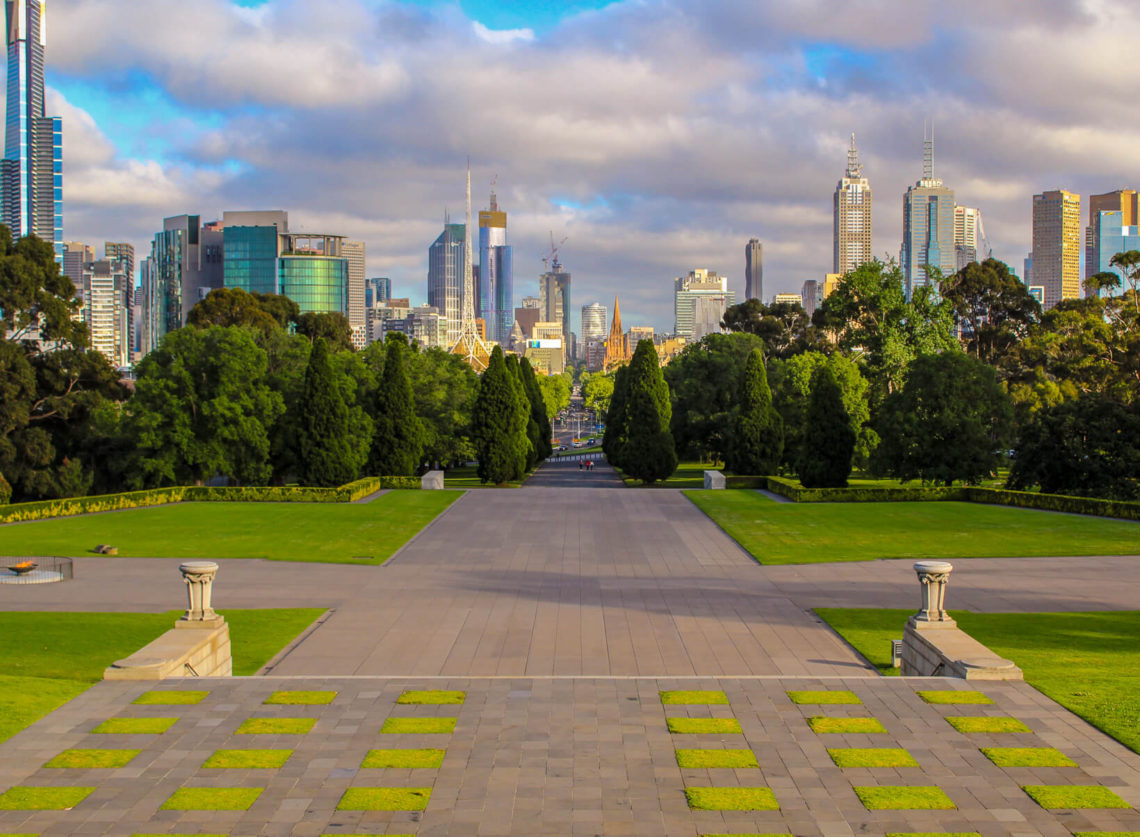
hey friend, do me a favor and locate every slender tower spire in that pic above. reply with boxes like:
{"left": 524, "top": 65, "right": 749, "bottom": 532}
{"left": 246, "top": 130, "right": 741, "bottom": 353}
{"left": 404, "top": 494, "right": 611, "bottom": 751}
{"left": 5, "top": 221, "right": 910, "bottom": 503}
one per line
{"left": 923, "top": 120, "right": 935, "bottom": 181}
{"left": 846, "top": 132, "right": 863, "bottom": 178}
{"left": 450, "top": 159, "right": 491, "bottom": 372}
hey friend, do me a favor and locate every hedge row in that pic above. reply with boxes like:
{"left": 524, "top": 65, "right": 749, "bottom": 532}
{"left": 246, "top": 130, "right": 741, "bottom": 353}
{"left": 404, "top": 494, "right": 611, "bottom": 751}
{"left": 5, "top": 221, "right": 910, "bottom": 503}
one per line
{"left": 763, "top": 476, "right": 964, "bottom": 503}
{"left": 964, "top": 487, "right": 1140, "bottom": 522}
{"left": 0, "top": 487, "right": 189, "bottom": 525}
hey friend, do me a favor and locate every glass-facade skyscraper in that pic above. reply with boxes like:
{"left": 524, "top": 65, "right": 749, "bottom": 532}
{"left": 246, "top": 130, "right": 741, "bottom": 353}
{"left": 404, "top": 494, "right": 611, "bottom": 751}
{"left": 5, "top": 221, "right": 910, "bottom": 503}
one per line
{"left": 901, "top": 129, "right": 955, "bottom": 298}
{"left": 428, "top": 222, "right": 465, "bottom": 346}
{"left": 478, "top": 189, "right": 513, "bottom": 346}
{"left": 3, "top": 0, "right": 62, "bottom": 259}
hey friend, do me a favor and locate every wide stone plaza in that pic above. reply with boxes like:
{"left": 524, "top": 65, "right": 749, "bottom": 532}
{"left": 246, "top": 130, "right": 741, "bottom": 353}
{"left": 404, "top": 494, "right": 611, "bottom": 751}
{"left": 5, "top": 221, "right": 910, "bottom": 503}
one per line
{"left": 2, "top": 461, "right": 1139, "bottom": 835}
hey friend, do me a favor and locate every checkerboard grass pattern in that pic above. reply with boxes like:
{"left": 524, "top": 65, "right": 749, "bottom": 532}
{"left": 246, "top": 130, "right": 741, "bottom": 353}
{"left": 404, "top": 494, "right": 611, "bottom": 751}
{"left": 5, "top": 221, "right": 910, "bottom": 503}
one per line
{"left": 380, "top": 717, "right": 456, "bottom": 734}
{"left": 202, "top": 749, "right": 293, "bottom": 769}
{"left": 133, "top": 690, "right": 208, "bottom": 705}
{"left": 944, "top": 715, "right": 1030, "bottom": 734}
{"left": 786, "top": 690, "right": 861, "bottom": 705}
{"left": 660, "top": 690, "right": 729, "bottom": 705}
{"left": 1021, "top": 785, "right": 1131, "bottom": 809}
{"left": 667, "top": 717, "right": 743, "bottom": 734}
{"left": 235, "top": 717, "right": 316, "bottom": 735}
{"left": 91, "top": 717, "right": 178, "bottom": 734}
{"left": 0, "top": 786, "right": 95, "bottom": 810}
{"left": 263, "top": 690, "right": 337, "bottom": 705}
{"left": 828, "top": 748, "right": 918, "bottom": 768}
{"left": 685, "top": 787, "right": 779, "bottom": 811}
{"left": 44, "top": 749, "right": 139, "bottom": 769}
{"left": 675, "top": 749, "right": 759, "bottom": 769}
{"left": 396, "top": 690, "right": 465, "bottom": 705}
{"left": 981, "top": 747, "right": 1076, "bottom": 768}
{"left": 160, "top": 788, "right": 262, "bottom": 811}
{"left": 362, "top": 748, "right": 447, "bottom": 768}
{"left": 337, "top": 787, "right": 431, "bottom": 811}
{"left": 808, "top": 716, "right": 887, "bottom": 734}
{"left": 916, "top": 690, "right": 992, "bottom": 705}
{"left": 854, "top": 786, "right": 956, "bottom": 810}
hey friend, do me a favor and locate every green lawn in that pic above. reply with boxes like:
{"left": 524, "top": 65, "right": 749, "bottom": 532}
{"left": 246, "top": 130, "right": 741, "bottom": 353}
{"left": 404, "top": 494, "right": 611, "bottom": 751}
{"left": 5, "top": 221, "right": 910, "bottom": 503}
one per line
{"left": 0, "top": 491, "right": 458, "bottom": 564}
{"left": 0, "top": 608, "right": 324, "bottom": 744}
{"left": 815, "top": 608, "right": 1140, "bottom": 755}
{"left": 685, "top": 491, "right": 1140, "bottom": 564}
{"left": 618, "top": 461, "right": 723, "bottom": 488}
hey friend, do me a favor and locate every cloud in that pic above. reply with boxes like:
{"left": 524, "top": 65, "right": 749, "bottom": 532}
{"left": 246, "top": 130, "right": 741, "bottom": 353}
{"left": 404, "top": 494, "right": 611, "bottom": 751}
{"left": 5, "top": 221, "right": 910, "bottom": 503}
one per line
{"left": 472, "top": 21, "right": 535, "bottom": 45}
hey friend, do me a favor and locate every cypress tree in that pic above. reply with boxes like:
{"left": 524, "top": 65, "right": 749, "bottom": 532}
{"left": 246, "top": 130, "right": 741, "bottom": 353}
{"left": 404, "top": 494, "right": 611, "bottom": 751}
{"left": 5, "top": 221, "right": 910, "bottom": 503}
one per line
{"left": 369, "top": 333, "right": 425, "bottom": 476}
{"left": 520, "top": 358, "right": 553, "bottom": 461}
{"left": 602, "top": 364, "right": 631, "bottom": 468}
{"left": 297, "top": 338, "right": 359, "bottom": 486}
{"left": 728, "top": 348, "right": 783, "bottom": 475}
{"left": 505, "top": 354, "right": 539, "bottom": 471}
{"left": 620, "top": 340, "right": 677, "bottom": 483}
{"left": 473, "top": 346, "right": 529, "bottom": 484}
{"left": 798, "top": 365, "right": 855, "bottom": 488}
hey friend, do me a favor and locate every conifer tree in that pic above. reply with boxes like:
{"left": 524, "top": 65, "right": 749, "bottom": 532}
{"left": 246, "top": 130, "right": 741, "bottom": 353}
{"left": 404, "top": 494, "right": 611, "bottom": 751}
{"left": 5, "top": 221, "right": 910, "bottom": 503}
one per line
{"left": 620, "top": 340, "right": 677, "bottom": 483}
{"left": 473, "top": 346, "right": 529, "bottom": 484}
{"left": 728, "top": 348, "right": 783, "bottom": 475}
{"left": 506, "top": 354, "right": 539, "bottom": 471}
{"left": 798, "top": 365, "right": 855, "bottom": 488}
{"left": 369, "top": 333, "right": 426, "bottom": 476}
{"left": 520, "top": 358, "right": 553, "bottom": 461}
{"left": 602, "top": 364, "right": 631, "bottom": 468}
{"left": 297, "top": 338, "right": 360, "bottom": 486}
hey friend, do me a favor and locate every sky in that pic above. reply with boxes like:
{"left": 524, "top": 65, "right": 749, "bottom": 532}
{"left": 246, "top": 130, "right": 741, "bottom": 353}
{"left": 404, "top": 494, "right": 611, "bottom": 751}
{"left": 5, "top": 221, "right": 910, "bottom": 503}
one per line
{"left": 34, "top": 0, "right": 1140, "bottom": 335}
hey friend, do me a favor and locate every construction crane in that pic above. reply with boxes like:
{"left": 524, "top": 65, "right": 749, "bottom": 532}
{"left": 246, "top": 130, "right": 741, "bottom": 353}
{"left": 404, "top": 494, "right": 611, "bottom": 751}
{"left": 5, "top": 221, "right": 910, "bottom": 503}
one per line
{"left": 541, "top": 232, "right": 568, "bottom": 271}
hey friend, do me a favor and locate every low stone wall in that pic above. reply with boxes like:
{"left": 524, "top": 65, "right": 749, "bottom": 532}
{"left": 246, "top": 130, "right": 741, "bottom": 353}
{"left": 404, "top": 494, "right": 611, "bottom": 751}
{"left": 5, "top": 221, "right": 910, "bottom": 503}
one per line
{"left": 901, "top": 620, "right": 1022, "bottom": 680}
{"left": 104, "top": 622, "right": 232, "bottom": 680}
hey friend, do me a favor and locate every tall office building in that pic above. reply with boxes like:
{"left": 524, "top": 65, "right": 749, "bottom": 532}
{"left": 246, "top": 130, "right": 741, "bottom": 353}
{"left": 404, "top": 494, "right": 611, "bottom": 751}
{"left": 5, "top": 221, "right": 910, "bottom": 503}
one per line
{"left": 674, "top": 269, "right": 735, "bottom": 341}
{"left": 366, "top": 277, "right": 391, "bottom": 307}
{"left": 1085, "top": 190, "right": 1140, "bottom": 294}
{"left": 427, "top": 220, "right": 465, "bottom": 346}
{"left": 900, "top": 127, "right": 955, "bottom": 298}
{"left": 2, "top": 0, "right": 61, "bottom": 259}
{"left": 539, "top": 260, "right": 571, "bottom": 346}
{"left": 745, "top": 239, "right": 763, "bottom": 301}
{"left": 834, "top": 134, "right": 872, "bottom": 276}
{"left": 62, "top": 241, "right": 93, "bottom": 285}
{"left": 953, "top": 206, "right": 989, "bottom": 271}
{"left": 342, "top": 240, "right": 366, "bottom": 348}
{"left": 1031, "top": 189, "right": 1081, "bottom": 309}
{"left": 222, "top": 210, "right": 288, "bottom": 295}
{"left": 581, "top": 302, "right": 607, "bottom": 344}
{"left": 150, "top": 215, "right": 223, "bottom": 340}
{"left": 80, "top": 259, "right": 130, "bottom": 367}
{"left": 801, "top": 279, "right": 820, "bottom": 316}
{"left": 105, "top": 242, "right": 135, "bottom": 282}
{"left": 478, "top": 188, "right": 513, "bottom": 345}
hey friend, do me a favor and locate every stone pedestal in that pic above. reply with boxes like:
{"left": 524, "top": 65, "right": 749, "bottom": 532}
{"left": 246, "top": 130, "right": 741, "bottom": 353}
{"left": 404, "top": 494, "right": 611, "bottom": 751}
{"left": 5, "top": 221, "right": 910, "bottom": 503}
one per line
{"left": 178, "top": 561, "right": 223, "bottom": 628}
{"left": 703, "top": 470, "right": 726, "bottom": 490}
{"left": 912, "top": 560, "right": 955, "bottom": 625}
{"left": 421, "top": 470, "right": 445, "bottom": 490}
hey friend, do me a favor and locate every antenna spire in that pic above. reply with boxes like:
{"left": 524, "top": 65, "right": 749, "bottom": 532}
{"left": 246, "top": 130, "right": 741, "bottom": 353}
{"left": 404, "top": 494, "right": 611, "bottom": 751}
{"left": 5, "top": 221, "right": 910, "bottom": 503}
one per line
{"left": 846, "top": 132, "right": 863, "bottom": 178}
{"left": 923, "top": 120, "right": 935, "bottom": 181}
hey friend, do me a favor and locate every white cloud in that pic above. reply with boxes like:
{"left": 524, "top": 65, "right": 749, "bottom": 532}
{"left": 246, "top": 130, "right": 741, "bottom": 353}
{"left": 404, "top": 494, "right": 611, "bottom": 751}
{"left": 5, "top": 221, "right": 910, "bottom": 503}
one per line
{"left": 472, "top": 21, "right": 535, "bottom": 45}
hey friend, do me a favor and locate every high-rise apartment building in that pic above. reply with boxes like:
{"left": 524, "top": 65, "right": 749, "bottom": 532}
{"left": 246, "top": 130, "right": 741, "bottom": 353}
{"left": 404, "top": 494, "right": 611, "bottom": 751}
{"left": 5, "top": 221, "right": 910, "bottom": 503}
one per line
{"left": 901, "top": 128, "right": 955, "bottom": 297}
{"left": 342, "top": 240, "right": 366, "bottom": 348}
{"left": 150, "top": 215, "right": 223, "bottom": 340}
{"left": 478, "top": 189, "right": 513, "bottom": 345}
{"left": 80, "top": 259, "right": 130, "bottom": 368}
{"left": 427, "top": 221, "right": 465, "bottom": 346}
{"left": 745, "top": 239, "right": 763, "bottom": 301}
{"left": 62, "top": 241, "right": 93, "bottom": 286}
{"left": 1085, "top": 189, "right": 1140, "bottom": 295}
{"left": 834, "top": 134, "right": 872, "bottom": 276}
{"left": 2, "top": 0, "right": 61, "bottom": 259}
{"left": 953, "top": 206, "right": 989, "bottom": 272}
{"left": 105, "top": 242, "right": 135, "bottom": 283}
{"left": 674, "top": 269, "right": 735, "bottom": 341}
{"left": 1031, "top": 189, "right": 1081, "bottom": 309}
{"left": 581, "top": 302, "right": 607, "bottom": 344}
{"left": 539, "top": 261, "right": 571, "bottom": 345}
{"left": 366, "top": 277, "right": 391, "bottom": 308}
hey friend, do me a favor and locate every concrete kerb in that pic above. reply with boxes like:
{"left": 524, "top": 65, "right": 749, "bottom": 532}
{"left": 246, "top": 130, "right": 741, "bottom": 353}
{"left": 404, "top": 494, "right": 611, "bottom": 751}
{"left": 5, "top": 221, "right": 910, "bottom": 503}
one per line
{"left": 255, "top": 607, "right": 336, "bottom": 676}
{"left": 379, "top": 489, "right": 471, "bottom": 567}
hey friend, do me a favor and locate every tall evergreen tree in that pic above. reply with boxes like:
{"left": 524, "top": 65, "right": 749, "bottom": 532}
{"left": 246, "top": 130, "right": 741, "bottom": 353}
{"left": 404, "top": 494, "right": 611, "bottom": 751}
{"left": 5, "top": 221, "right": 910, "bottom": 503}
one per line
{"left": 297, "top": 338, "right": 360, "bottom": 486}
{"left": 505, "top": 354, "right": 539, "bottom": 471}
{"left": 798, "top": 365, "right": 856, "bottom": 488}
{"left": 370, "top": 333, "right": 425, "bottom": 476}
{"left": 520, "top": 358, "right": 553, "bottom": 461}
{"left": 620, "top": 340, "right": 677, "bottom": 483}
{"left": 602, "top": 364, "right": 631, "bottom": 468}
{"left": 472, "top": 346, "right": 529, "bottom": 484}
{"left": 728, "top": 348, "right": 783, "bottom": 475}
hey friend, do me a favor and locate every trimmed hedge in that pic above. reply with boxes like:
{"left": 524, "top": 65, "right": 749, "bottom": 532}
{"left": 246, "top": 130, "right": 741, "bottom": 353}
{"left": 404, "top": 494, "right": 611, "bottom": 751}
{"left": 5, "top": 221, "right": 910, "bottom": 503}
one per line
{"left": 965, "top": 487, "right": 1140, "bottom": 522}
{"left": 724, "top": 475, "right": 768, "bottom": 489}
{"left": 764, "top": 476, "right": 963, "bottom": 503}
{"left": 0, "top": 487, "right": 189, "bottom": 525}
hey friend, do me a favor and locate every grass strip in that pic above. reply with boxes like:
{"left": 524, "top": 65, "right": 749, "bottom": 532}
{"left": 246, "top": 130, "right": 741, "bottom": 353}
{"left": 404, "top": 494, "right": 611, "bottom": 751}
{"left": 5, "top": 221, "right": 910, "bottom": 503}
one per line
{"left": 44, "top": 749, "right": 139, "bottom": 768}
{"left": 808, "top": 716, "right": 887, "bottom": 734}
{"left": 787, "top": 690, "right": 860, "bottom": 705}
{"left": 828, "top": 748, "right": 918, "bottom": 768}
{"left": 1022, "top": 785, "right": 1131, "bottom": 809}
{"left": 337, "top": 788, "right": 431, "bottom": 811}
{"left": 264, "top": 690, "right": 336, "bottom": 705}
{"left": 685, "top": 787, "right": 779, "bottom": 811}
{"left": 160, "top": 788, "right": 262, "bottom": 811}
{"left": 667, "top": 718, "right": 742, "bottom": 735}
{"left": 675, "top": 749, "right": 759, "bottom": 768}
{"left": 854, "top": 786, "right": 956, "bottom": 810}
{"left": 202, "top": 749, "right": 293, "bottom": 769}
{"left": 134, "top": 690, "right": 208, "bottom": 705}
{"left": 0, "top": 787, "right": 95, "bottom": 810}
{"left": 381, "top": 717, "right": 456, "bottom": 734}
{"left": 916, "top": 690, "right": 992, "bottom": 705}
{"left": 235, "top": 717, "right": 315, "bottom": 735}
{"left": 362, "top": 748, "right": 446, "bottom": 768}
{"left": 945, "top": 716, "right": 1030, "bottom": 734}
{"left": 397, "top": 690, "right": 465, "bottom": 705}
{"left": 981, "top": 747, "right": 1076, "bottom": 767}
{"left": 92, "top": 717, "right": 178, "bottom": 734}
{"left": 660, "top": 690, "right": 729, "bottom": 705}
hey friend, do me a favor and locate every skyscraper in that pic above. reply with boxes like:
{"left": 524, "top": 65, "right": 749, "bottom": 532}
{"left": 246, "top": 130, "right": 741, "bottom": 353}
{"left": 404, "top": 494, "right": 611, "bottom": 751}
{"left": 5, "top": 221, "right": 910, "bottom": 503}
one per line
{"left": 1031, "top": 189, "right": 1081, "bottom": 309}
{"left": 674, "top": 269, "right": 735, "bottom": 340}
{"left": 478, "top": 187, "right": 513, "bottom": 345}
{"left": 80, "top": 259, "right": 130, "bottom": 368}
{"left": 428, "top": 220, "right": 465, "bottom": 346}
{"left": 1085, "top": 190, "right": 1140, "bottom": 294}
{"left": 539, "top": 261, "right": 571, "bottom": 346}
{"left": 342, "top": 240, "right": 366, "bottom": 348}
{"left": 2, "top": 0, "right": 61, "bottom": 258}
{"left": 580, "top": 302, "right": 607, "bottom": 344}
{"left": 745, "top": 239, "right": 763, "bottom": 301}
{"left": 105, "top": 242, "right": 136, "bottom": 283}
{"left": 953, "top": 206, "right": 988, "bottom": 271}
{"left": 900, "top": 126, "right": 955, "bottom": 298}
{"left": 833, "top": 134, "right": 872, "bottom": 277}
{"left": 62, "top": 241, "right": 93, "bottom": 286}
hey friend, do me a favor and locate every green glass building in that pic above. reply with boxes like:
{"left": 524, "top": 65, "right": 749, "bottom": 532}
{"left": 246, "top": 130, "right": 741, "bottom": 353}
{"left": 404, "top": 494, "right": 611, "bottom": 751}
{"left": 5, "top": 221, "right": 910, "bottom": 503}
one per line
{"left": 224, "top": 225, "right": 279, "bottom": 295}
{"left": 279, "top": 255, "right": 347, "bottom": 315}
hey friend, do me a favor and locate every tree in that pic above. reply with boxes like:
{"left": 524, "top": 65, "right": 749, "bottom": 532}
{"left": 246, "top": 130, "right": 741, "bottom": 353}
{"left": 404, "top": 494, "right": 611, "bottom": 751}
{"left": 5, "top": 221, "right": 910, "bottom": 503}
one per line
{"left": 370, "top": 333, "right": 425, "bottom": 476}
{"left": 727, "top": 349, "right": 783, "bottom": 475}
{"left": 722, "top": 299, "right": 820, "bottom": 358}
{"left": 129, "top": 326, "right": 284, "bottom": 486}
{"left": 403, "top": 347, "right": 478, "bottom": 468}
{"left": 295, "top": 338, "right": 361, "bottom": 486}
{"left": 1008, "top": 394, "right": 1140, "bottom": 500}
{"left": 872, "top": 352, "right": 1012, "bottom": 485}
{"left": 296, "top": 312, "right": 354, "bottom": 352}
{"left": 506, "top": 354, "right": 540, "bottom": 470}
{"left": 1109, "top": 250, "right": 1140, "bottom": 318}
{"left": 940, "top": 258, "right": 1041, "bottom": 364}
{"left": 798, "top": 366, "right": 855, "bottom": 487}
{"left": 187, "top": 288, "right": 299, "bottom": 335}
{"left": 602, "top": 364, "right": 631, "bottom": 468}
{"left": 520, "top": 358, "right": 553, "bottom": 461}
{"left": 620, "top": 340, "right": 677, "bottom": 483}
{"left": 537, "top": 371, "right": 571, "bottom": 420}
{"left": 582, "top": 372, "right": 615, "bottom": 418}
{"left": 472, "top": 346, "right": 529, "bottom": 484}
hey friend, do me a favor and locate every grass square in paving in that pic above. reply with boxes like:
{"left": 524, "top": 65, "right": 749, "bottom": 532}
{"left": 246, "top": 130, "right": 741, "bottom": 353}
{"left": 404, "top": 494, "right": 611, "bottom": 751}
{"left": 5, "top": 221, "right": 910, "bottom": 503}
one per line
{"left": 44, "top": 749, "right": 139, "bottom": 768}
{"left": 808, "top": 716, "right": 887, "bottom": 734}
{"left": 676, "top": 749, "right": 759, "bottom": 768}
{"left": 92, "top": 717, "right": 178, "bottom": 734}
{"left": 786, "top": 690, "right": 861, "bottom": 705}
{"left": 202, "top": 749, "right": 293, "bottom": 769}
{"left": 0, "top": 787, "right": 95, "bottom": 810}
{"left": 854, "top": 786, "right": 956, "bottom": 810}
{"left": 667, "top": 718, "right": 743, "bottom": 735}
{"left": 915, "top": 690, "right": 992, "bottom": 705}
{"left": 381, "top": 717, "right": 456, "bottom": 734}
{"left": 981, "top": 747, "right": 1076, "bottom": 767}
{"left": 362, "top": 748, "right": 447, "bottom": 768}
{"left": 160, "top": 788, "right": 262, "bottom": 811}
{"left": 828, "top": 748, "right": 918, "bottom": 768}
{"left": 264, "top": 690, "right": 336, "bottom": 705}
{"left": 397, "top": 690, "right": 465, "bottom": 704}
{"left": 660, "top": 690, "right": 729, "bottom": 705}
{"left": 337, "top": 787, "right": 431, "bottom": 811}
{"left": 945, "top": 715, "right": 1030, "bottom": 734}
{"left": 235, "top": 717, "right": 316, "bottom": 735}
{"left": 685, "top": 787, "right": 779, "bottom": 811}
{"left": 133, "top": 690, "right": 208, "bottom": 705}
{"left": 1022, "top": 785, "right": 1131, "bottom": 809}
